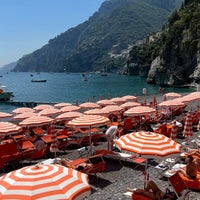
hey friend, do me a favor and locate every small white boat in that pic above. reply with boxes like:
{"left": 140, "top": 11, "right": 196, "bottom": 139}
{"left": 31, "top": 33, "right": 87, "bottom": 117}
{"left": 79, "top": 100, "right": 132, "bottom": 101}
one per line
{"left": 0, "top": 85, "right": 13, "bottom": 101}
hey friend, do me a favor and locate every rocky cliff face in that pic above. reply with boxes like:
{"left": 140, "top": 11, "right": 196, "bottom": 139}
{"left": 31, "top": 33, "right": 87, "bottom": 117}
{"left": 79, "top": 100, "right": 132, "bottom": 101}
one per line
{"left": 146, "top": 0, "right": 200, "bottom": 86}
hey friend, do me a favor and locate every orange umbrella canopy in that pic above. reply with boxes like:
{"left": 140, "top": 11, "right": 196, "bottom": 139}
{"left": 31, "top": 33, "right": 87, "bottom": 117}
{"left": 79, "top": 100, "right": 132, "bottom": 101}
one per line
{"left": 12, "top": 107, "right": 35, "bottom": 114}
{"left": 33, "top": 104, "right": 54, "bottom": 111}
{"left": 115, "top": 131, "right": 181, "bottom": 158}
{"left": 55, "top": 111, "right": 84, "bottom": 122}
{"left": 79, "top": 102, "right": 100, "bottom": 109}
{"left": 84, "top": 108, "right": 104, "bottom": 115}
{"left": 38, "top": 108, "right": 61, "bottom": 117}
{"left": 19, "top": 116, "right": 54, "bottom": 127}
{"left": 120, "top": 102, "right": 140, "bottom": 109}
{"left": 124, "top": 106, "right": 156, "bottom": 116}
{"left": 67, "top": 114, "right": 110, "bottom": 128}
{"left": 121, "top": 95, "right": 137, "bottom": 101}
{"left": 60, "top": 105, "right": 81, "bottom": 112}
{"left": 54, "top": 102, "right": 72, "bottom": 108}
{"left": 12, "top": 112, "right": 38, "bottom": 121}
{"left": 0, "top": 122, "right": 22, "bottom": 136}
{"left": 158, "top": 99, "right": 185, "bottom": 108}
{"left": 0, "top": 112, "right": 12, "bottom": 118}
{"left": 96, "top": 99, "right": 116, "bottom": 106}
{"left": 0, "top": 164, "right": 91, "bottom": 199}
{"left": 165, "top": 92, "right": 182, "bottom": 99}
{"left": 102, "top": 105, "right": 124, "bottom": 114}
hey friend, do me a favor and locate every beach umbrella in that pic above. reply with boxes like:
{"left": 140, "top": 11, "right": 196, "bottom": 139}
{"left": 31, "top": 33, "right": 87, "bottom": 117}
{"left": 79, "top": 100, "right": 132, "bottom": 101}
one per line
{"left": 12, "top": 107, "right": 35, "bottom": 114}
{"left": 152, "top": 96, "right": 159, "bottom": 119}
{"left": 171, "top": 120, "right": 177, "bottom": 139}
{"left": 110, "top": 97, "right": 126, "bottom": 105}
{"left": 54, "top": 102, "right": 72, "bottom": 108}
{"left": 121, "top": 95, "right": 137, "bottom": 102}
{"left": 19, "top": 116, "right": 54, "bottom": 128}
{"left": 84, "top": 108, "right": 104, "bottom": 115}
{"left": 96, "top": 99, "right": 116, "bottom": 106}
{"left": 67, "top": 115, "right": 110, "bottom": 128}
{"left": 120, "top": 102, "right": 140, "bottom": 110}
{"left": 55, "top": 111, "right": 84, "bottom": 122}
{"left": 158, "top": 99, "right": 185, "bottom": 108}
{"left": 33, "top": 104, "right": 54, "bottom": 111}
{"left": 67, "top": 115, "right": 110, "bottom": 151}
{"left": 165, "top": 92, "right": 182, "bottom": 99}
{"left": 60, "top": 105, "right": 81, "bottom": 112}
{"left": 12, "top": 112, "right": 38, "bottom": 121}
{"left": 0, "top": 163, "right": 91, "bottom": 200}
{"left": 124, "top": 106, "right": 156, "bottom": 117}
{"left": 38, "top": 108, "right": 61, "bottom": 117}
{"left": 183, "top": 111, "right": 193, "bottom": 138}
{"left": 102, "top": 105, "right": 124, "bottom": 114}
{"left": 79, "top": 102, "right": 100, "bottom": 109}
{"left": 115, "top": 131, "right": 181, "bottom": 188}
{"left": 0, "top": 122, "right": 22, "bottom": 137}
{"left": 0, "top": 112, "right": 12, "bottom": 119}
{"left": 115, "top": 131, "right": 181, "bottom": 158}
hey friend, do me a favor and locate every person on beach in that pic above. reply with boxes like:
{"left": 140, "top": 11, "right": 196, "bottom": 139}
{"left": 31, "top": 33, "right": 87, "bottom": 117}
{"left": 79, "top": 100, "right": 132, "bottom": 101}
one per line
{"left": 105, "top": 124, "right": 123, "bottom": 151}
{"left": 127, "top": 180, "right": 176, "bottom": 200}
{"left": 178, "top": 155, "right": 199, "bottom": 179}
{"left": 54, "top": 158, "right": 92, "bottom": 171}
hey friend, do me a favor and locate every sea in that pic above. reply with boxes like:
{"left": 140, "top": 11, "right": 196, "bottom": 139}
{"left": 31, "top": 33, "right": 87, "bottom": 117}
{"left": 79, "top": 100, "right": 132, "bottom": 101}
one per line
{"left": 0, "top": 72, "right": 196, "bottom": 113}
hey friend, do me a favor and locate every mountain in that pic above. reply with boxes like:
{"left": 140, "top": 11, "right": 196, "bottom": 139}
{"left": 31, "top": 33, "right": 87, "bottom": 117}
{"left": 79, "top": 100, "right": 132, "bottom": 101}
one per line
{"left": 0, "top": 62, "right": 17, "bottom": 73}
{"left": 132, "top": 0, "right": 200, "bottom": 86}
{"left": 13, "top": 0, "right": 182, "bottom": 73}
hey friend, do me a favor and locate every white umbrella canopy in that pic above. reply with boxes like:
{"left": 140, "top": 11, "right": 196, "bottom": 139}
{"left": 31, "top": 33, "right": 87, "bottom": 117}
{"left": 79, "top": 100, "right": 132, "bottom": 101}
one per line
{"left": 12, "top": 112, "right": 38, "bottom": 121}
{"left": 110, "top": 97, "right": 126, "bottom": 105}
{"left": 165, "top": 92, "right": 182, "bottom": 99}
{"left": 38, "top": 108, "right": 61, "bottom": 117}
{"left": 84, "top": 108, "right": 105, "bottom": 115}
{"left": 79, "top": 102, "right": 100, "bottom": 109}
{"left": 0, "top": 164, "right": 91, "bottom": 200}
{"left": 101, "top": 105, "right": 124, "bottom": 114}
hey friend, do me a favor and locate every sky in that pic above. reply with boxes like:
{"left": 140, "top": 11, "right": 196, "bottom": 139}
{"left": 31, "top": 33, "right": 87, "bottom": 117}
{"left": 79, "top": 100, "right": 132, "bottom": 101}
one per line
{"left": 0, "top": 0, "right": 105, "bottom": 67}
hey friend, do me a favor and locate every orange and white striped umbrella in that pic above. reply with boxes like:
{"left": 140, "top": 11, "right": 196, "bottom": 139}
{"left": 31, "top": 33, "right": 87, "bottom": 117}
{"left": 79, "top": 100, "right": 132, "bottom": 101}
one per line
{"left": 110, "top": 97, "right": 126, "bottom": 105}
{"left": 19, "top": 116, "right": 54, "bottom": 127}
{"left": 96, "top": 99, "right": 116, "bottom": 106}
{"left": 38, "top": 108, "right": 61, "bottom": 117}
{"left": 183, "top": 111, "right": 193, "bottom": 137}
{"left": 102, "top": 105, "right": 124, "bottom": 114}
{"left": 33, "top": 104, "right": 54, "bottom": 111}
{"left": 124, "top": 106, "right": 156, "bottom": 117}
{"left": 55, "top": 111, "right": 84, "bottom": 122}
{"left": 120, "top": 102, "right": 140, "bottom": 110}
{"left": 84, "top": 108, "right": 104, "bottom": 115}
{"left": 158, "top": 99, "right": 185, "bottom": 108}
{"left": 171, "top": 120, "right": 177, "bottom": 139}
{"left": 165, "top": 92, "right": 182, "bottom": 99}
{"left": 54, "top": 102, "right": 72, "bottom": 108}
{"left": 60, "top": 105, "right": 81, "bottom": 112}
{"left": 79, "top": 102, "right": 100, "bottom": 109}
{"left": 0, "top": 112, "right": 12, "bottom": 119}
{"left": 0, "top": 122, "right": 22, "bottom": 136}
{"left": 67, "top": 115, "right": 110, "bottom": 128}
{"left": 121, "top": 95, "right": 137, "bottom": 102}
{"left": 115, "top": 131, "right": 181, "bottom": 158}
{"left": 12, "top": 107, "right": 35, "bottom": 114}
{"left": 0, "top": 164, "right": 91, "bottom": 200}
{"left": 12, "top": 112, "right": 38, "bottom": 121}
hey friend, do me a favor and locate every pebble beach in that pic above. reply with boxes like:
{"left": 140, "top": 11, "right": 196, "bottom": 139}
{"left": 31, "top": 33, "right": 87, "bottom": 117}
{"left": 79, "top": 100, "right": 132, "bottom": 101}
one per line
{"left": 0, "top": 92, "right": 200, "bottom": 200}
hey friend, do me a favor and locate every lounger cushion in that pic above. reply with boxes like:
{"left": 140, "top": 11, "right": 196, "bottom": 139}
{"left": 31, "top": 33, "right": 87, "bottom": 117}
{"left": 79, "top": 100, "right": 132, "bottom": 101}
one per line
{"left": 179, "top": 172, "right": 200, "bottom": 190}
{"left": 132, "top": 193, "right": 152, "bottom": 200}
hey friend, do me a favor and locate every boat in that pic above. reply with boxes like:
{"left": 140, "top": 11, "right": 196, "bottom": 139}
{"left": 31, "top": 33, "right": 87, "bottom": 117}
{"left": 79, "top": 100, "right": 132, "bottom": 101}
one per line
{"left": 0, "top": 85, "right": 14, "bottom": 101}
{"left": 31, "top": 79, "right": 47, "bottom": 82}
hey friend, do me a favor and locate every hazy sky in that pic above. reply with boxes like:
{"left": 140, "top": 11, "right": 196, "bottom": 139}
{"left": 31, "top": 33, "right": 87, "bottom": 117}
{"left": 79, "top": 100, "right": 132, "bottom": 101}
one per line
{"left": 0, "top": 0, "right": 105, "bottom": 67}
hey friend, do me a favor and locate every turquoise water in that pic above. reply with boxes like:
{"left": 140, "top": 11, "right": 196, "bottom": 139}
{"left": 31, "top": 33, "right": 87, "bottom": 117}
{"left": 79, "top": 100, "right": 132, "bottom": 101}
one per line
{"left": 0, "top": 72, "right": 195, "bottom": 113}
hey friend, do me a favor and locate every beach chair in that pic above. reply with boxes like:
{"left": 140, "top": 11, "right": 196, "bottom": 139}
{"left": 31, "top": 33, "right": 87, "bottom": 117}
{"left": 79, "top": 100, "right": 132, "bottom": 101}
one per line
{"left": 168, "top": 172, "right": 191, "bottom": 199}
